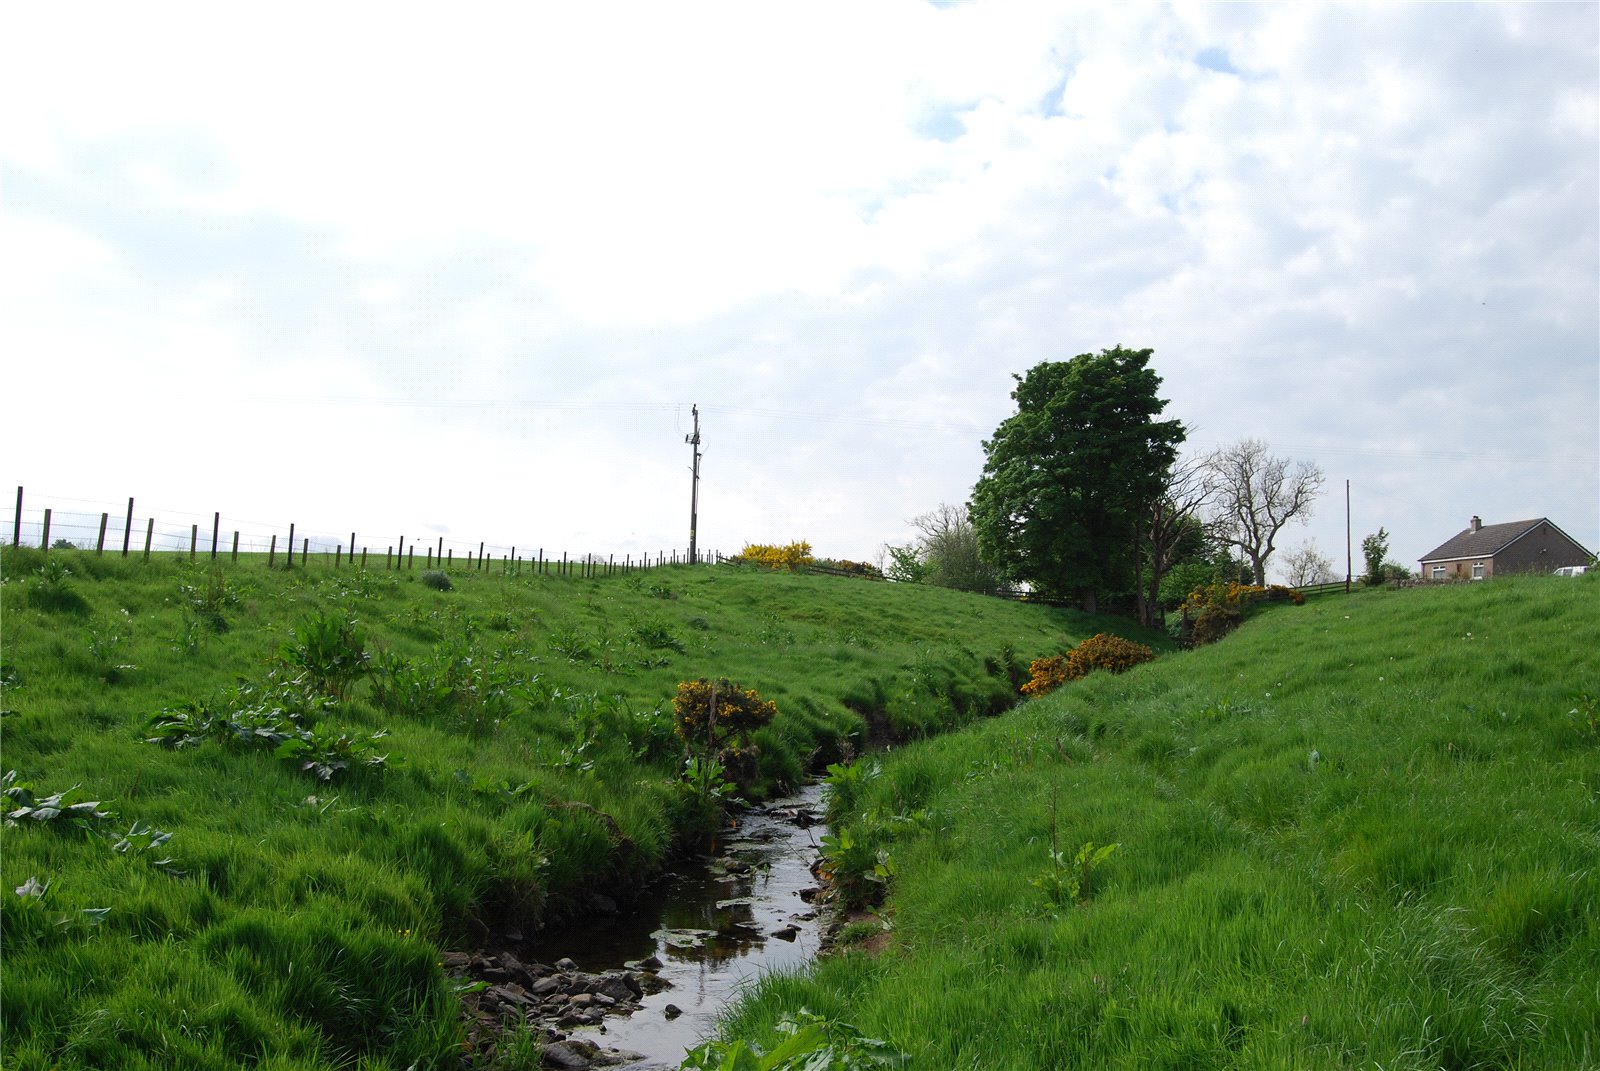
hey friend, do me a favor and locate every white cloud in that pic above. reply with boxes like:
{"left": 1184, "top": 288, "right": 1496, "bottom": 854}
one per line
{"left": 2, "top": 1, "right": 1595, "bottom": 574}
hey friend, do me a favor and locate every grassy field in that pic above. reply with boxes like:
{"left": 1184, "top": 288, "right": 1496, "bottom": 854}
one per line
{"left": 0, "top": 545, "right": 1135, "bottom": 1071}
{"left": 712, "top": 574, "right": 1600, "bottom": 1070}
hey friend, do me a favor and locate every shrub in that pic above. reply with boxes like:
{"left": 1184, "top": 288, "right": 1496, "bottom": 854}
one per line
{"left": 1065, "top": 633, "right": 1155, "bottom": 678}
{"left": 1176, "top": 580, "right": 1302, "bottom": 647}
{"left": 1020, "top": 634, "right": 1155, "bottom": 698}
{"left": 419, "top": 570, "right": 452, "bottom": 591}
{"left": 815, "top": 558, "right": 885, "bottom": 580}
{"left": 672, "top": 678, "right": 777, "bottom": 754}
{"left": 734, "top": 541, "right": 814, "bottom": 571}
{"left": 1191, "top": 604, "right": 1243, "bottom": 645}
{"left": 1020, "top": 655, "right": 1069, "bottom": 698}
{"left": 1180, "top": 581, "right": 1302, "bottom": 613}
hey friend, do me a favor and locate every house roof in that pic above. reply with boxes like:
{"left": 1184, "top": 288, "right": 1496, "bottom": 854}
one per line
{"left": 1418, "top": 518, "right": 1550, "bottom": 563}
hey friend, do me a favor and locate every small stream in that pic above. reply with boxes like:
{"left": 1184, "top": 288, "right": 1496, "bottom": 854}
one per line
{"left": 522, "top": 784, "right": 828, "bottom": 1069}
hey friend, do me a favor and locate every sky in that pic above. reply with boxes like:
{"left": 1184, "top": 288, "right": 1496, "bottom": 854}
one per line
{"left": 3, "top": 1, "right": 1597, "bottom": 581}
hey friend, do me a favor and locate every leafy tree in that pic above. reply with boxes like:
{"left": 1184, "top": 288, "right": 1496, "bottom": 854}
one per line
{"left": 1201, "top": 438, "right": 1326, "bottom": 586}
{"left": 970, "top": 346, "right": 1185, "bottom": 613}
{"left": 1361, "top": 528, "right": 1389, "bottom": 585}
{"left": 881, "top": 543, "right": 928, "bottom": 584}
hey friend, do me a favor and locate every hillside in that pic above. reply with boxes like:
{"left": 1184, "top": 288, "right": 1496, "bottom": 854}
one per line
{"left": 709, "top": 574, "right": 1600, "bottom": 1069}
{"left": 0, "top": 545, "right": 1145, "bottom": 1070}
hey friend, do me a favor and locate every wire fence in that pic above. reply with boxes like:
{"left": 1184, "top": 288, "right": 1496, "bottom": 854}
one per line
{"left": 1, "top": 486, "right": 718, "bottom": 577}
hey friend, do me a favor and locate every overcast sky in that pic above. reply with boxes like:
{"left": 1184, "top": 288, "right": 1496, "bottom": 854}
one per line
{"left": 3, "top": 2, "right": 1596, "bottom": 580}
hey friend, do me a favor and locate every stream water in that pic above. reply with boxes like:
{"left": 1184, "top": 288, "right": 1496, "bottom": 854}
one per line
{"left": 523, "top": 785, "right": 828, "bottom": 1069}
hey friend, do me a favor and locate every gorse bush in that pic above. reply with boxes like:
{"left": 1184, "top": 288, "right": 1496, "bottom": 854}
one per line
{"left": 1177, "top": 581, "right": 1303, "bottom": 647}
{"left": 1065, "top": 633, "right": 1155, "bottom": 677}
{"left": 1020, "top": 655, "right": 1069, "bottom": 698}
{"left": 1179, "top": 581, "right": 1304, "bottom": 613}
{"left": 672, "top": 678, "right": 778, "bottom": 754}
{"left": 419, "top": 569, "right": 453, "bottom": 591}
{"left": 735, "top": 542, "right": 815, "bottom": 571}
{"left": 1021, "top": 633, "right": 1155, "bottom": 697}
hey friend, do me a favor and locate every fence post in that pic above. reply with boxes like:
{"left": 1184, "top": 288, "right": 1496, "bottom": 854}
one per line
{"left": 426, "top": 549, "right": 432, "bottom": 568}
{"left": 361, "top": 548, "right": 368, "bottom": 569}
{"left": 190, "top": 524, "right": 198, "bottom": 561}
{"left": 145, "top": 518, "right": 155, "bottom": 561}
{"left": 302, "top": 537, "right": 308, "bottom": 564}
{"left": 232, "top": 531, "right": 239, "bottom": 562}
{"left": 122, "top": 497, "right": 134, "bottom": 557}
{"left": 386, "top": 546, "right": 393, "bottom": 569}
{"left": 350, "top": 533, "right": 356, "bottom": 565}
{"left": 562, "top": 551, "right": 567, "bottom": 576}
{"left": 478, "top": 542, "right": 485, "bottom": 571}
{"left": 269, "top": 535, "right": 277, "bottom": 568}
{"left": 398, "top": 535, "right": 405, "bottom": 569}
{"left": 287, "top": 524, "right": 296, "bottom": 568}
{"left": 336, "top": 544, "right": 342, "bottom": 568}
{"left": 40, "top": 508, "right": 52, "bottom": 551}
{"left": 447, "top": 549, "right": 453, "bottom": 568}
{"left": 96, "top": 512, "right": 108, "bottom": 554}
{"left": 408, "top": 546, "right": 414, "bottom": 569}
{"left": 211, "top": 513, "right": 220, "bottom": 559}
{"left": 11, "top": 486, "right": 20, "bottom": 547}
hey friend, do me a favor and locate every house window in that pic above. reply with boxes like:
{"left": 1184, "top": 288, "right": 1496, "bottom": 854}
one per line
{"left": 1472, "top": 562, "right": 1484, "bottom": 579}
{"left": 1431, "top": 565, "right": 1445, "bottom": 580}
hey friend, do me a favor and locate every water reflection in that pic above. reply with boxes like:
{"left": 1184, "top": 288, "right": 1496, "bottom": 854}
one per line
{"left": 523, "top": 786, "right": 826, "bottom": 1068}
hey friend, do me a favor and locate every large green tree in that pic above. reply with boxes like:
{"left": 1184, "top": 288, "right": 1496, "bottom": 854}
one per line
{"left": 969, "top": 346, "right": 1184, "bottom": 613}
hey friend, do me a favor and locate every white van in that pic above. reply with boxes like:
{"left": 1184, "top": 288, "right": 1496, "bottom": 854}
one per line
{"left": 1553, "top": 565, "right": 1589, "bottom": 577}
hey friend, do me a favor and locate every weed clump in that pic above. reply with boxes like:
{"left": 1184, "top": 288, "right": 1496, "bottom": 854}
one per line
{"left": 419, "top": 569, "right": 452, "bottom": 591}
{"left": 280, "top": 611, "right": 370, "bottom": 700}
{"left": 25, "top": 558, "right": 90, "bottom": 614}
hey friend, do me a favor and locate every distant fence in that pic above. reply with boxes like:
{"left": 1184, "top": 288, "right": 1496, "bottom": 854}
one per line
{"left": 1, "top": 486, "right": 719, "bottom": 578}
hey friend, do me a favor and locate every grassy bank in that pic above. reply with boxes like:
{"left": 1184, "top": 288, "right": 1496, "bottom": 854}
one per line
{"left": 0, "top": 545, "right": 1146, "bottom": 1070}
{"left": 717, "top": 574, "right": 1600, "bottom": 1069}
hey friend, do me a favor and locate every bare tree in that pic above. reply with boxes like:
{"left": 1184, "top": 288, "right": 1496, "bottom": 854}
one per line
{"left": 1201, "top": 438, "right": 1325, "bottom": 586}
{"left": 1281, "top": 540, "right": 1336, "bottom": 588}
{"left": 1137, "top": 455, "right": 1214, "bottom": 627}
{"left": 911, "top": 503, "right": 1003, "bottom": 595}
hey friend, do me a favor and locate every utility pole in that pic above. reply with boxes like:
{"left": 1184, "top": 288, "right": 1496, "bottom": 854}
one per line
{"left": 686, "top": 404, "right": 702, "bottom": 564}
{"left": 1345, "top": 479, "right": 1352, "bottom": 594}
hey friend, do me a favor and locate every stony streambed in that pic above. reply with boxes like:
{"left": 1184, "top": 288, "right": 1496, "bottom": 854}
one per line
{"left": 446, "top": 785, "right": 828, "bottom": 1069}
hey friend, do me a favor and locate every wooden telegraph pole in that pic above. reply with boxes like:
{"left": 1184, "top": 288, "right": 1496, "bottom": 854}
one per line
{"left": 686, "top": 404, "right": 702, "bottom": 565}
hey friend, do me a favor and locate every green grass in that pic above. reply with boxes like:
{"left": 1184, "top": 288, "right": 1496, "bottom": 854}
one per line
{"left": 0, "top": 545, "right": 1133, "bottom": 1070}
{"left": 713, "top": 574, "right": 1600, "bottom": 1069}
